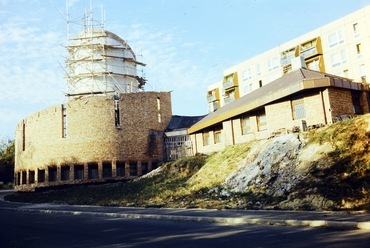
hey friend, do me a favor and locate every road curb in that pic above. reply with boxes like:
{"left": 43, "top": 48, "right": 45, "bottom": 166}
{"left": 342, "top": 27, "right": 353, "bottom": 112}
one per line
{"left": 8, "top": 207, "right": 370, "bottom": 230}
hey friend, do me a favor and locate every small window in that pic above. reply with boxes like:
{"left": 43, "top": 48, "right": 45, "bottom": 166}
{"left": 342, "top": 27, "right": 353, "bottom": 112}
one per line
{"left": 157, "top": 97, "right": 161, "bottom": 110}
{"left": 241, "top": 116, "right": 252, "bottom": 135}
{"left": 62, "top": 104, "right": 67, "bottom": 138}
{"left": 256, "top": 64, "right": 261, "bottom": 75}
{"left": 268, "top": 57, "right": 279, "bottom": 71}
{"left": 359, "top": 64, "right": 366, "bottom": 77}
{"left": 48, "top": 167, "right": 57, "bottom": 182}
{"left": 74, "top": 164, "right": 84, "bottom": 180}
{"left": 257, "top": 113, "right": 267, "bottom": 131}
{"left": 114, "top": 100, "right": 120, "bottom": 128}
{"left": 103, "top": 161, "right": 112, "bottom": 178}
{"left": 61, "top": 165, "right": 70, "bottom": 181}
{"left": 328, "top": 30, "right": 344, "bottom": 48}
{"left": 242, "top": 68, "right": 252, "bottom": 81}
{"left": 29, "top": 171, "right": 35, "bottom": 184}
{"left": 214, "top": 130, "right": 222, "bottom": 144}
{"left": 22, "top": 121, "right": 26, "bottom": 151}
{"left": 292, "top": 98, "right": 306, "bottom": 120}
{"left": 116, "top": 161, "right": 125, "bottom": 177}
{"left": 88, "top": 162, "right": 99, "bottom": 180}
{"left": 203, "top": 132, "right": 210, "bottom": 146}
{"left": 356, "top": 43, "right": 362, "bottom": 58}
{"left": 38, "top": 169, "right": 45, "bottom": 183}
{"left": 353, "top": 23, "right": 360, "bottom": 38}
{"left": 331, "top": 49, "right": 347, "bottom": 67}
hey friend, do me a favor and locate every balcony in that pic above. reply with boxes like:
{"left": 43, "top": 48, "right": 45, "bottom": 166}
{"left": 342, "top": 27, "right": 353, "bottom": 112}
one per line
{"left": 207, "top": 88, "right": 220, "bottom": 102}
{"left": 280, "top": 47, "right": 297, "bottom": 66}
{"left": 224, "top": 95, "right": 235, "bottom": 104}
{"left": 223, "top": 72, "right": 239, "bottom": 90}
{"left": 299, "top": 37, "right": 322, "bottom": 59}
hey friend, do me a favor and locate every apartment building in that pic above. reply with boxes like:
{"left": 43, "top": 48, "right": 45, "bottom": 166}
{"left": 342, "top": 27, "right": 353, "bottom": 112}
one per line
{"left": 207, "top": 5, "right": 370, "bottom": 112}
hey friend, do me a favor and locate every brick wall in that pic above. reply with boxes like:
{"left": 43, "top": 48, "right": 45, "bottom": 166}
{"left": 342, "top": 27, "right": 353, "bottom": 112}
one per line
{"left": 14, "top": 92, "right": 171, "bottom": 191}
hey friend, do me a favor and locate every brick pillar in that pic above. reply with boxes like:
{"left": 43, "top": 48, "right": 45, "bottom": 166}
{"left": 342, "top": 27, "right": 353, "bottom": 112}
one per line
{"left": 83, "top": 163, "right": 88, "bottom": 180}
{"left": 148, "top": 160, "right": 152, "bottom": 172}
{"left": 125, "top": 161, "right": 130, "bottom": 177}
{"left": 137, "top": 161, "right": 142, "bottom": 176}
{"left": 98, "top": 161, "right": 103, "bottom": 179}
{"left": 57, "top": 165, "right": 61, "bottom": 182}
{"left": 112, "top": 159, "right": 117, "bottom": 178}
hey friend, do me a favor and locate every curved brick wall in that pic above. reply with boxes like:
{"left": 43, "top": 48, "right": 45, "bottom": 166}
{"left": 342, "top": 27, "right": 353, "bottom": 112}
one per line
{"left": 14, "top": 92, "right": 172, "bottom": 191}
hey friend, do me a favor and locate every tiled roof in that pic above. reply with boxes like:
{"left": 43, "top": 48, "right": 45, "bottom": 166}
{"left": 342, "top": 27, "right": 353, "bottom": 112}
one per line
{"left": 188, "top": 68, "right": 363, "bottom": 134}
{"left": 166, "top": 115, "right": 206, "bottom": 132}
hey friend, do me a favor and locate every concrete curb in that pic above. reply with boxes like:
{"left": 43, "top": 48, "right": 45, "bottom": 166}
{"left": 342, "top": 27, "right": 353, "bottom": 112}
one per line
{"left": 7, "top": 207, "right": 370, "bottom": 230}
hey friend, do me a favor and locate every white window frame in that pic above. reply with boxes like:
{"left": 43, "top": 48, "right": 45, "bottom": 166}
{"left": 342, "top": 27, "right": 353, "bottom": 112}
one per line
{"left": 328, "top": 30, "right": 344, "bottom": 48}
{"left": 331, "top": 49, "right": 347, "bottom": 68}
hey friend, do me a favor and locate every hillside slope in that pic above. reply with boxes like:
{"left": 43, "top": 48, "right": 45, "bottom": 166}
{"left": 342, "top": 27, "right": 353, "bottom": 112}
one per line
{"left": 6, "top": 115, "right": 370, "bottom": 211}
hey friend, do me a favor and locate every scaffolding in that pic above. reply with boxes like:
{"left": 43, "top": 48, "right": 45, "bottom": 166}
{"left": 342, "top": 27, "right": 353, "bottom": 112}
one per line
{"left": 64, "top": 2, "right": 146, "bottom": 98}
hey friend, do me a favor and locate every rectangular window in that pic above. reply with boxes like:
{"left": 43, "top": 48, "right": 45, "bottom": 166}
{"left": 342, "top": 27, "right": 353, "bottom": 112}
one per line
{"left": 328, "top": 30, "right": 344, "bottom": 48}
{"left": 331, "top": 49, "right": 347, "bottom": 67}
{"left": 353, "top": 23, "right": 360, "bottom": 38}
{"left": 268, "top": 57, "right": 279, "bottom": 71}
{"left": 22, "top": 121, "right": 26, "bottom": 151}
{"left": 116, "top": 161, "right": 125, "bottom": 177}
{"left": 157, "top": 97, "right": 161, "bottom": 110}
{"left": 74, "top": 164, "right": 84, "bottom": 180}
{"left": 359, "top": 64, "right": 366, "bottom": 77}
{"left": 306, "top": 59, "right": 319, "bottom": 71}
{"left": 62, "top": 104, "right": 67, "bottom": 138}
{"left": 88, "top": 162, "right": 99, "bottom": 180}
{"left": 61, "top": 165, "right": 70, "bottom": 181}
{"left": 29, "top": 171, "right": 35, "bottom": 184}
{"left": 114, "top": 100, "right": 120, "bottom": 128}
{"left": 257, "top": 113, "right": 267, "bottom": 131}
{"left": 48, "top": 167, "right": 57, "bottom": 182}
{"left": 292, "top": 98, "right": 306, "bottom": 120}
{"left": 203, "top": 132, "right": 210, "bottom": 146}
{"left": 356, "top": 43, "right": 362, "bottom": 58}
{"left": 242, "top": 68, "right": 252, "bottom": 81}
{"left": 157, "top": 97, "right": 162, "bottom": 123}
{"left": 241, "top": 116, "right": 252, "bottom": 135}
{"left": 38, "top": 169, "right": 45, "bottom": 183}
{"left": 244, "top": 83, "right": 253, "bottom": 94}
{"left": 256, "top": 64, "right": 261, "bottom": 75}
{"left": 103, "top": 161, "right": 112, "bottom": 178}
{"left": 214, "top": 129, "right": 222, "bottom": 144}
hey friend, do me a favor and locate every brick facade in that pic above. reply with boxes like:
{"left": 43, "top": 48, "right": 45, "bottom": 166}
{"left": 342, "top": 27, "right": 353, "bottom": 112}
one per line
{"left": 190, "top": 87, "right": 369, "bottom": 155}
{"left": 14, "top": 92, "right": 172, "bottom": 191}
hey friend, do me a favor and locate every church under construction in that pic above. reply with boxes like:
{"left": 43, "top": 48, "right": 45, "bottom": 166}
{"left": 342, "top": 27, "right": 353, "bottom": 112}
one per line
{"left": 14, "top": 9, "right": 172, "bottom": 191}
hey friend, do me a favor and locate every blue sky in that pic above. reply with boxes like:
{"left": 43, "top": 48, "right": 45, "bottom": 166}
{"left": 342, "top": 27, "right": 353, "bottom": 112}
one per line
{"left": 1, "top": 0, "right": 370, "bottom": 139}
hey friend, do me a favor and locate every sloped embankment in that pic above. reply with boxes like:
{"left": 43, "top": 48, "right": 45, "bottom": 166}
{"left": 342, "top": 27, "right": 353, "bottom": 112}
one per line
{"left": 186, "top": 115, "right": 370, "bottom": 211}
{"left": 6, "top": 115, "right": 370, "bottom": 211}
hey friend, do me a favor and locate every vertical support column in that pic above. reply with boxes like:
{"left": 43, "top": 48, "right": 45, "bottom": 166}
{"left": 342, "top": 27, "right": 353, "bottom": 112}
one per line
{"left": 148, "top": 160, "right": 152, "bottom": 172}
{"left": 112, "top": 159, "right": 117, "bottom": 178}
{"left": 35, "top": 169, "right": 38, "bottom": 184}
{"left": 83, "top": 163, "right": 88, "bottom": 180}
{"left": 26, "top": 170, "right": 29, "bottom": 185}
{"left": 98, "top": 161, "right": 103, "bottom": 179}
{"left": 69, "top": 164, "right": 73, "bottom": 181}
{"left": 125, "top": 161, "right": 130, "bottom": 178}
{"left": 137, "top": 161, "right": 142, "bottom": 176}
{"left": 45, "top": 167, "right": 49, "bottom": 183}
{"left": 57, "top": 165, "right": 61, "bottom": 183}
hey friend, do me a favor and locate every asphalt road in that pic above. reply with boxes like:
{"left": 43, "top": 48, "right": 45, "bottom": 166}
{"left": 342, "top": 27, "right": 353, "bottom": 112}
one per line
{"left": 1, "top": 190, "right": 369, "bottom": 248}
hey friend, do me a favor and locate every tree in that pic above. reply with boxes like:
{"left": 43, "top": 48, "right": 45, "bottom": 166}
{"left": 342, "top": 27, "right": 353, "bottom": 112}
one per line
{"left": 0, "top": 138, "right": 15, "bottom": 187}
